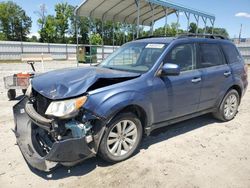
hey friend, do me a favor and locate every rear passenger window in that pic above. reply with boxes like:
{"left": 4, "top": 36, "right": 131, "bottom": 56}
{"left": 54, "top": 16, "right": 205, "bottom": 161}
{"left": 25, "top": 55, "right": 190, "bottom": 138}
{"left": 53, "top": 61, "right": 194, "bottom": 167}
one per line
{"left": 198, "top": 43, "right": 225, "bottom": 68}
{"left": 221, "top": 44, "right": 242, "bottom": 64}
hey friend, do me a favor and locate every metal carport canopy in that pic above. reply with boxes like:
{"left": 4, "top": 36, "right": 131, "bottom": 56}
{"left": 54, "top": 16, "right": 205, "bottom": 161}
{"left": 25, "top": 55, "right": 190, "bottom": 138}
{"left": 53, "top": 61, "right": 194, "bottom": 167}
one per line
{"left": 75, "top": 0, "right": 215, "bottom": 26}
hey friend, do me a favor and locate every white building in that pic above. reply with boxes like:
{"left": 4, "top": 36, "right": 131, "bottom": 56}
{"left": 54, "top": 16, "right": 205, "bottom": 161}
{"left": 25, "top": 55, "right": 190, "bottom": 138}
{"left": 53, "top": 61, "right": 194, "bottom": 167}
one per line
{"left": 234, "top": 39, "right": 250, "bottom": 64}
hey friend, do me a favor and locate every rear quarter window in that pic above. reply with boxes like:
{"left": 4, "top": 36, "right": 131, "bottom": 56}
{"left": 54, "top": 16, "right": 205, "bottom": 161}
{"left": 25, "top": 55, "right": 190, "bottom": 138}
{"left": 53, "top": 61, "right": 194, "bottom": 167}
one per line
{"left": 221, "top": 43, "right": 242, "bottom": 64}
{"left": 198, "top": 43, "right": 225, "bottom": 68}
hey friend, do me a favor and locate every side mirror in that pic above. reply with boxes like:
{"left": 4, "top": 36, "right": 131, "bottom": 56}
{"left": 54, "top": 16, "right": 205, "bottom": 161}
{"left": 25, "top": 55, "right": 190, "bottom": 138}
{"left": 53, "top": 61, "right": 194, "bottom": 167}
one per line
{"left": 159, "top": 63, "right": 180, "bottom": 76}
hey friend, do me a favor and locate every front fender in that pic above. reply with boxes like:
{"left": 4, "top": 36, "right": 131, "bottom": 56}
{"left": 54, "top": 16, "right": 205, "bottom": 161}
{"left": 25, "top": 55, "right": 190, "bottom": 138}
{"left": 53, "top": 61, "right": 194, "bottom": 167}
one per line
{"left": 84, "top": 90, "right": 154, "bottom": 127}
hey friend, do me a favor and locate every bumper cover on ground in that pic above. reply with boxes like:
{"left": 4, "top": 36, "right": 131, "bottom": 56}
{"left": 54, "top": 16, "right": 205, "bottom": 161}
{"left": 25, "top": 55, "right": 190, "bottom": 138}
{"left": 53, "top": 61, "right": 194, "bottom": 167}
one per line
{"left": 13, "top": 97, "right": 95, "bottom": 172}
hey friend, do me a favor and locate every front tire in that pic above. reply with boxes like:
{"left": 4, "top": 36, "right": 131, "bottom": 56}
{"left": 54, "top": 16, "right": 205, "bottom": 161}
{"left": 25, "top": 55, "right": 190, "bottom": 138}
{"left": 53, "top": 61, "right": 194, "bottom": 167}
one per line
{"left": 213, "top": 89, "right": 240, "bottom": 121}
{"left": 99, "top": 113, "right": 143, "bottom": 162}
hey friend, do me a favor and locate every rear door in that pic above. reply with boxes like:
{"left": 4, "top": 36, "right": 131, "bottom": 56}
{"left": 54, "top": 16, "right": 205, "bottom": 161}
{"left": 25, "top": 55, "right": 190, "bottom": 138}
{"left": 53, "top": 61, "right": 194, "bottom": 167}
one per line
{"left": 197, "top": 42, "right": 233, "bottom": 111}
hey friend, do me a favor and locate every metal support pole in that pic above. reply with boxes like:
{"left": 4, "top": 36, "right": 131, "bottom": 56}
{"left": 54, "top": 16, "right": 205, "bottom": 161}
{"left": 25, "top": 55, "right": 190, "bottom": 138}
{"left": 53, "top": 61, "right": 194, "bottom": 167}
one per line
{"left": 41, "top": 52, "right": 44, "bottom": 72}
{"left": 151, "top": 4, "right": 155, "bottom": 35}
{"left": 195, "top": 15, "right": 199, "bottom": 34}
{"left": 20, "top": 15, "right": 23, "bottom": 53}
{"left": 202, "top": 17, "right": 207, "bottom": 34}
{"left": 125, "top": 24, "right": 127, "bottom": 43}
{"left": 48, "top": 43, "right": 50, "bottom": 53}
{"left": 187, "top": 13, "right": 190, "bottom": 32}
{"left": 112, "top": 22, "right": 115, "bottom": 52}
{"left": 209, "top": 18, "right": 215, "bottom": 34}
{"left": 66, "top": 43, "right": 68, "bottom": 60}
{"left": 123, "top": 24, "right": 125, "bottom": 44}
{"left": 176, "top": 11, "right": 180, "bottom": 35}
{"left": 212, "top": 19, "right": 215, "bottom": 34}
{"left": 75, "top": 15, "right": 79, "bottom": 67}
{"left": 204, "top": 22, "right": 207, "bottom": 34}
{"left": 165, "top": 8, "right": 168, "bottom": 36}
{"left": 101, "top": 19, "right": 104, "bottom": 61}
{"left": 136, "top": 0, "right": 141, "bottom": 38}
{"left": 88, "top": 17, "right": 92, "bottom": 64}
{"left": 133, "top": 24, "right": 135, "bottom": 40}
{"left": 185, "top": 12, "right": 190, "bottom": 32}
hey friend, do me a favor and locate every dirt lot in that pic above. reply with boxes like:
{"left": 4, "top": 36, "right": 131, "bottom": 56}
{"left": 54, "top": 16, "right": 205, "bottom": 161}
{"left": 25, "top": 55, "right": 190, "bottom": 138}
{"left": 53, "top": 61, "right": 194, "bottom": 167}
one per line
{"left": 0, "top": 62, "right": 250, "bottom": 188}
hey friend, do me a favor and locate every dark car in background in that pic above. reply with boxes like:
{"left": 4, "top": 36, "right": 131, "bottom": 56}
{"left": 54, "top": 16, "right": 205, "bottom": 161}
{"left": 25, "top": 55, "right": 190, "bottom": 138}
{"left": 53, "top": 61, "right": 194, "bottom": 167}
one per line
{"left": 13, "top": 34, "right": 248, "bottom": 171}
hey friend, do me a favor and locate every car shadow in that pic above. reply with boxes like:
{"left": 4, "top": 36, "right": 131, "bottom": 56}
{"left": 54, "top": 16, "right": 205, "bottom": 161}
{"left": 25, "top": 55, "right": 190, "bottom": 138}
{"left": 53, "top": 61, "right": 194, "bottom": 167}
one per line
{"left": 29, "top": 157, "right": 109, "bottom": 180}
{"left": 141, "top": 114, "right": 220, "bottom": 149}
{"left": 30, "top": 114, "right": 221, "bottom": 180}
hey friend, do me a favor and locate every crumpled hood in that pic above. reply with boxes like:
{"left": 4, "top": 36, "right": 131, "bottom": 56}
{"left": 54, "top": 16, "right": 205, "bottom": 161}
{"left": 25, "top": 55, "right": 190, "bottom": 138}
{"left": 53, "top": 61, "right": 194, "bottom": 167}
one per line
{"left": 32, "top": 66, "right": 140, "bottom": 100}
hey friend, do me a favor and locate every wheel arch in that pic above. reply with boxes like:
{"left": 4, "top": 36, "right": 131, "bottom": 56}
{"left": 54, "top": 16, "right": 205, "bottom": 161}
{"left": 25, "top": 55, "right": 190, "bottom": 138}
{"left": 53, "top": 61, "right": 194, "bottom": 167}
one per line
{"left": 215, "top": 83, "right": 243, "bottom": 109}
{"left": 108, "top": 104, "right": 148, "bottom": 132}
{"left": 85, "top": 91, "right": 154, "bottom": 151}
{"left": 229, "top": 85, "right": 242, "bottom": 102}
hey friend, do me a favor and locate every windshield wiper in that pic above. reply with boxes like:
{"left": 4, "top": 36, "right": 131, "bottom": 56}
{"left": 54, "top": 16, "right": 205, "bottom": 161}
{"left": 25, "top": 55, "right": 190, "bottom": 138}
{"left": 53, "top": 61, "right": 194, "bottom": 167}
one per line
{"left": 103, "top": 66, "right": 115, "bottom": 70}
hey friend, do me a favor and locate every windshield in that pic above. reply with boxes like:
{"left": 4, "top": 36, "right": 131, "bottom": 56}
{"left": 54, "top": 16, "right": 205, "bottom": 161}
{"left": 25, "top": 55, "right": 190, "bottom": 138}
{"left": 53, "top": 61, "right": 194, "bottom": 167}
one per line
{"left": 99, "top": 42, "right": 166, "bottom": 73}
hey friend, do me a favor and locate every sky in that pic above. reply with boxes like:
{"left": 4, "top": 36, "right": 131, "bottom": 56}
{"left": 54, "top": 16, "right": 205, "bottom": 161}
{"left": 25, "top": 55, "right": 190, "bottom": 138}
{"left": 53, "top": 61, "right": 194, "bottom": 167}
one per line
{"left": 6, "top": 0, "right": 250, "bottom": 38}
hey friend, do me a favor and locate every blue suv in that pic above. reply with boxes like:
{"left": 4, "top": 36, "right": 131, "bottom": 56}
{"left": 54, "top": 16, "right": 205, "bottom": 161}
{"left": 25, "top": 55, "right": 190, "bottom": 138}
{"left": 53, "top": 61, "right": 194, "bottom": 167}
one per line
{"left": 13, "top": 35, "right": 248, "bottom": 171}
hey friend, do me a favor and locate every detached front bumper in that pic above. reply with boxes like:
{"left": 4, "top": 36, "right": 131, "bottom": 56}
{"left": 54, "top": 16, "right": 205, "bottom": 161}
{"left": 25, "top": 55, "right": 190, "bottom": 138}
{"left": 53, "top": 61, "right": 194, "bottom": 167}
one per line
{"left": 13, "top": 97, "right": 95, "bottom": 172}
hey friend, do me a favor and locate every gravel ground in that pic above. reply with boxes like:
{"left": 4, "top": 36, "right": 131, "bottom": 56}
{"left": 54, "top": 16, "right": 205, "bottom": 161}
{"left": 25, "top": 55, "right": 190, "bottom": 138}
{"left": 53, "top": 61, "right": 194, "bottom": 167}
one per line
{"left": 0, "top": 62, "right": 249, "bottom": 188}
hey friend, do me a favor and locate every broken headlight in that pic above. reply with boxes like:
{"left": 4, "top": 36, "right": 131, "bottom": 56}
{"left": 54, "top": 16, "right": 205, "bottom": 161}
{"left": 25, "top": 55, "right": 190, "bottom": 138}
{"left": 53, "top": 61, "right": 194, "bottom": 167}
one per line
{"left": 45, "top": 96, "right": 87, "bottom": 118}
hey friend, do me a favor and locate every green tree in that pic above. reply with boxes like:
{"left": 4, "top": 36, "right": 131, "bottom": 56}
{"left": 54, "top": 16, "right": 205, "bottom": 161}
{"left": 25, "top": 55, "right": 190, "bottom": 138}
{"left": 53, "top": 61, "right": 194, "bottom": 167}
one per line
{"left": 127, "top": 24, "right": 137, "bottom": 42}
{"left": 36, "top": 4, "right": 48, "bottom": 42}
{"left": 148, "top": 23, "right": 183, "bottom": 37}
{"left": 109, "top": 22, "right": 122, "bottom": 45}
{"left": 188, "top": 22, "right": 229, "bottom": 37}
{"left": 69, "top": 10, "right": 90, "bottom": 45}
{"left": 89, "top": 33, "right": 102, "bottom": 45}
{"left": 188, "top": 22, "right": 198, "bottom": 33}
{"left": 0, "top": 32, "right": 6, "bottom": 40}
{"left": 0, "top": 1, "right": 32, "bottom": 41}
{"left": 36, "top": 4, "right": 47, "bottom": 32}
{"left": 206, "top": 26, "right": 229, "bottom": 37}
{"left": 55, "top": 2, "right": 72, "bottom": 43}
{"left": 39, "top": 15, "right": 56, "bottom": 43}
{"left": 27, "top": 35, "right": 38, "bottom": 42}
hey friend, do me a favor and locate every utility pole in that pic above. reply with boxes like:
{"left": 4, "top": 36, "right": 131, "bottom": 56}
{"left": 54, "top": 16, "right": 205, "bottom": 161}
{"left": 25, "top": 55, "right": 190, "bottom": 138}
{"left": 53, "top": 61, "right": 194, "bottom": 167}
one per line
{"left": 238, "top": 24, "right": 242, "bottom": 44}
{"left": 20, "top": 11, "right": 24, "bottom": 53}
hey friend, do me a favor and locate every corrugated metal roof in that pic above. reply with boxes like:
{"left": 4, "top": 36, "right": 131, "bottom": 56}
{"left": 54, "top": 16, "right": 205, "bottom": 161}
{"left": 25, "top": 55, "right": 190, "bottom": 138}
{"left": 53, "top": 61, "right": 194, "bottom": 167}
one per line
{"left": 75, "top": 0, "right": 215, "bottom": 26}
{"left": 75, "top": 0, "right": 175, "bottom": 26}
{"left": 150, "top": 0, "right": 215, "bottom": 20}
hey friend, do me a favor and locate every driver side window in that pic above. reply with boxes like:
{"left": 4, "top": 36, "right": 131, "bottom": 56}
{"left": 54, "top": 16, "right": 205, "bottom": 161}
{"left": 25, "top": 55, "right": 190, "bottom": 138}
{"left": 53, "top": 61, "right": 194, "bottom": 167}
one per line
{"left": 164, "top": 43, "right": 195, "bottom": 72}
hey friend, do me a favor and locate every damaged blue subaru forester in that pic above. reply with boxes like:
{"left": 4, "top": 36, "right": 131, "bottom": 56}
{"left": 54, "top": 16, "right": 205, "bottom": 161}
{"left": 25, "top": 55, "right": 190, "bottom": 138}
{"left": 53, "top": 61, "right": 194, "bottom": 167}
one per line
{"left": 13, "top": 35, "right": 248, "bottom": 171}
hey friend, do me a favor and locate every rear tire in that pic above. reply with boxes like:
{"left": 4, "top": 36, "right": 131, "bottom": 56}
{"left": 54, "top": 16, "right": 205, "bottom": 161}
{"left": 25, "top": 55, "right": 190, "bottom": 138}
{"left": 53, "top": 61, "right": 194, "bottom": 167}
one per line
{"left": 213, "top": 89, "right": 239, "bottom": 121}
{"left": 7, "top": 89, "right": 16, "bottom": 100}
{"left": 99, "top": 113, "right": 142, "bottom": 163}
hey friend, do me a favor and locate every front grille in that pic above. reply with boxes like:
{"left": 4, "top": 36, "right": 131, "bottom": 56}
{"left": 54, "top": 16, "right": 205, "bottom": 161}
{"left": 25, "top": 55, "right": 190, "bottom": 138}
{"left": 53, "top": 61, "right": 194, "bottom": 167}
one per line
{"left": 32, "top": 90, "right": 51, "bottom": 117}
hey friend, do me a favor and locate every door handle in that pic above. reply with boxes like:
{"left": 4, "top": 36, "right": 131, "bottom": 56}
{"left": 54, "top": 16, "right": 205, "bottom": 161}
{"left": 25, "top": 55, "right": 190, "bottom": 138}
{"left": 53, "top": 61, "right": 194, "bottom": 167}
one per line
{"left": 191, "top": 77, "right": 201, "bottom": 83}
{"left": 224, "top": 71, "right": 231, "bottom": 77}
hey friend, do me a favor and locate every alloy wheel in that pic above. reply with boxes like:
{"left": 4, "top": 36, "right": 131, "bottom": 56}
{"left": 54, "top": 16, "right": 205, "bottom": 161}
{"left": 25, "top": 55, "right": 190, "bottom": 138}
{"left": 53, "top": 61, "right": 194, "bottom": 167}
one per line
{"left": 107, "top": 120, "right": 138, "bottom": 156}
{"left": 224, "top": 94, "right": 238, "bottom": 119}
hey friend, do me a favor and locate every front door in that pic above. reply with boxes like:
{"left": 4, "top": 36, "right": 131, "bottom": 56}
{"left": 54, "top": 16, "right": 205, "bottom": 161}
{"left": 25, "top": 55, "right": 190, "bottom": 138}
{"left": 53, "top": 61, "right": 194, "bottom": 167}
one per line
{"left": 153, "top": 43, "right": 202, "bottom": 123}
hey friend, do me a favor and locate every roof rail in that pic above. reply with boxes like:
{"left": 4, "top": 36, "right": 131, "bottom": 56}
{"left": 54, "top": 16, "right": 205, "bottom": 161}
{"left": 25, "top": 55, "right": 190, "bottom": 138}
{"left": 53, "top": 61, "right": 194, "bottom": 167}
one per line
{"left": 177, "top": 33, "right": 229, "bottom": 40}
{"left": 135, "top": 35, "right": 168, "bottom": 40}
